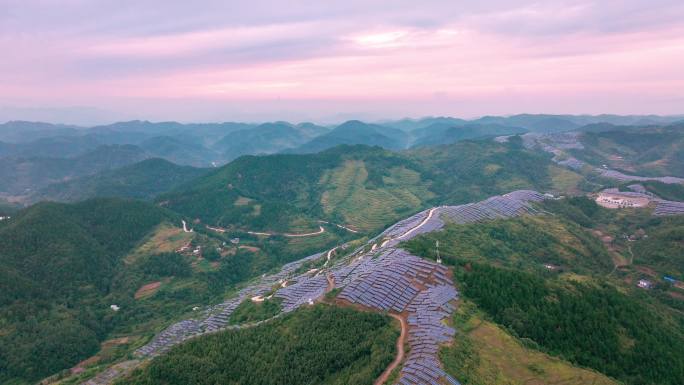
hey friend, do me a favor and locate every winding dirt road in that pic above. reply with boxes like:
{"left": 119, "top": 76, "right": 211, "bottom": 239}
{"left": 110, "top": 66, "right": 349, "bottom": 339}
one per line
{"left": 397, "top": 207, "right": 437, "bottom": 240}
{"left": 374, "top": 313, "right": 407, "bottom": 385}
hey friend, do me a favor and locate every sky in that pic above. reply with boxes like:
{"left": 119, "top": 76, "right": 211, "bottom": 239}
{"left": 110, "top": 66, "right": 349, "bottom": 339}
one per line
{"left": 1, "top": 0, "right": 684, "bottom": 125}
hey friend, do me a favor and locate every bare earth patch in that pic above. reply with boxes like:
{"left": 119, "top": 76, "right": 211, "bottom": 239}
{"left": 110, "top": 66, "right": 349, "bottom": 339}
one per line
{"left": 134, "top": 281, "right": 162, "bottom": 299}
{"left": 239, "top": 245, "right": 261, "bottom": 252}
{"left": 125, "top": 224, "right": 193, "bottom": 264}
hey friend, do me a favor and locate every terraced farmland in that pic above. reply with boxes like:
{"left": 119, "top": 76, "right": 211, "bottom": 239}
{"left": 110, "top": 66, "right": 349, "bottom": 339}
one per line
{"left": 320, "top": 160, "right": 432, "bottom": 232}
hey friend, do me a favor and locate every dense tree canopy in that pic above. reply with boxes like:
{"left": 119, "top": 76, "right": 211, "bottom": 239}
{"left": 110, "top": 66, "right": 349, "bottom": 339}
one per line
{"left": 123, "top": 305, "right": 398, "bottom": 385}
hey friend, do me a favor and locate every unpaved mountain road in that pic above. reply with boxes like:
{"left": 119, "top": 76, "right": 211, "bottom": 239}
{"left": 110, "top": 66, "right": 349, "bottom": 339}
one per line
{"left": 374, "top": 313, "right": 407, "bottom": 385}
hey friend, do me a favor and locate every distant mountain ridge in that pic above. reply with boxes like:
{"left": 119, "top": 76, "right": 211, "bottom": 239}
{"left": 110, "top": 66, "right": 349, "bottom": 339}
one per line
{"left": 289, "top": 120, "right": 407, "bottom": 153}
{"left": 31, "top": 158, "right": 209, "bottom": 203}
{"left": 214, "top": 122, "right": 329, "bottom": 160}
{"left": 1, "top": 114, "right": 681, "bottom": 175}
{"left": 0, "top": 144, "right": 149, "bottom": 196}
{"left": 411, "top": 123, "right": 528, "bottom": 147}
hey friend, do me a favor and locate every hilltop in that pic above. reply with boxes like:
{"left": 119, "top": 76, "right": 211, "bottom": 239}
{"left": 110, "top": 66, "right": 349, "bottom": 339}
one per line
{"left": 158, "top": 139, "right": 556, "bottom": 234}
{"left": 31, "top": 158, "right": 209, "bottom": 203}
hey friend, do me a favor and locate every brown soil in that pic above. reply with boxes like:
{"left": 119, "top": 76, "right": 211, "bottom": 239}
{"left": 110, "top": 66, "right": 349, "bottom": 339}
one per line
{"left": 325, "top": 273, "right": 335, "bottom": 293}
{"left": 239, "top": 245, "right": 261, "bottom": 252}
{"left": 374, "top": 313, "right": 407, "bottom": 385}
{"left": 70, "top": 337, "right": 130, "bottom": 374}
{"left": 134, "top": 281, "right": 161, "bottom": 299}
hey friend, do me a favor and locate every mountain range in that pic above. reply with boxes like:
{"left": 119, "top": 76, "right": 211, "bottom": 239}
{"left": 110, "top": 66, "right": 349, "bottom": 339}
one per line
{"left": 0, "top": 116, "right": 683, "bottom": 385}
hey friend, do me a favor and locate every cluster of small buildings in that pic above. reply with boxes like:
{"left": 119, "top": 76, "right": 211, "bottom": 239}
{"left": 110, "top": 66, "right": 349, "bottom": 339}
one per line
{"left": 0, "top": 216, "right": 10, "bottom": 221}
{"left": 637, "top": 276, "right": 681, "bottom": 290}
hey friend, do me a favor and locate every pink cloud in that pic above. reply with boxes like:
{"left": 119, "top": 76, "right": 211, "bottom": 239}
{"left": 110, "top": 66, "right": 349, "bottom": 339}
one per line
{"left": 1, "top": 0, "right": 683, "bottom": 122}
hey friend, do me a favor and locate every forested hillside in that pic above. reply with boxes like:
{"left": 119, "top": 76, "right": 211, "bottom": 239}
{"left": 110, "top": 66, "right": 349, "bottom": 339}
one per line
{"left": 0, "top": 199, "right": 174, "bottom": 383}
{"left": 32, "top": 158, "right": 209, "bottom": 203}
{"left": 160, "top": 139, "right": 556, "bottom": 233}
{"left": 570, "top": 123, "right": 684, "bottom": 177}
{"left": 122, "top": 305, "right": 398, "bottom": 385}
{"left": 0, "top": 144, "right": 149, "bottom": 196}
{"left": 404, "top": 197, "right": 684, "bottom": 385}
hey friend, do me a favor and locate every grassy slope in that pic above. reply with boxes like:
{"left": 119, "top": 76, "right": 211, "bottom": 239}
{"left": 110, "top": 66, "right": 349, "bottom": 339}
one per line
{"left": 121, "top": 305, "right": 398, "bottom": 385}
{"left": 320, "top": 159, "right": 433, "bottom": 231}
{"left": 228, "top": 297, "right": 283, "bottom": 325}
{"left": 404, "top": 214, "right": 614, "bottom": 274}
{"left": 443, "top": 301, "right": 620, "bottom": 385}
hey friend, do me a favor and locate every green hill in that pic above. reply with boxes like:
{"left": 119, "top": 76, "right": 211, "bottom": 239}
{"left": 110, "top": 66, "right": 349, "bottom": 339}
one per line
{"left": 0, "top": 121, "right": 82, "bottom": 143}
{"left": 570, "top": 123, "right": 684, "bottom": 177}
{"left": 412, "top": 123, "right": 527, "bottom": 147}
{"left": 121, "top": 305, "right": 397, "bottom": 385}
{"left": 408, "top": 136, "right": 555, "bottom": 204}
{"left": 213, "top": 122, "right": 327, "bottom": 160}
{"left": 0, "top": 199, "right": 174, "bottom": 383}
{"left": 32, "top": 158, "right": 209, "bottom": 203}
{"left": 290, "top": 120, "right": 407, "bottom": 153}
{"left": 138, "top": 136, "right": 218, "bottom": 167}
{"left": 404, "top": 197, "right": 684, "bottom": 385}
{"left": 0, "top": 144, "right": 149, "bottom": 196}
{"left": 159, "top": 139, "right": 556, "bottom": 233}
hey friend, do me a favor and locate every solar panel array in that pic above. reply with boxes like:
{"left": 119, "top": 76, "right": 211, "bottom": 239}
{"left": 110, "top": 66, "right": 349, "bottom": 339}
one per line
{"left": 135, "top": 319, "right": 202, "bottom": 356}
{"left": 523, "top": 132, "right": 684, "bottom": 185}
{"left": 600, "top": 188, "right": 684, "bottom": 217}
{"left": 275, "top": 274, "right": 329, "bottom": 312}
{"left": 135, "top": 250, "right": 329, "bottom": 356}
{"left": 380, "top": 209, "right": 437, "bottom": 239}
{"left": 440, "top": 190, "right": 544, "bottom": 224}
{"left": 402, "top": 284, "right": 460, "bottom": 385}
{"left": 337, "top": 249, "right": 449, "bottom": 311}
{"left": 335, "top": 248, "right": 460, "bottom": 385}
{"left": 135, "top": 190, "right": 554, "bottom": 384}
{"left": 654, "top": 200, "right": 684, "bottom": 216}
{"left": 598, "top": 169, "right": 684, "bottom": 184}
{"left": 557, "top": 157, "right": 585, "bottom": 170}
{"left": 626, "top": 184, "right": 648, "bottom": 194}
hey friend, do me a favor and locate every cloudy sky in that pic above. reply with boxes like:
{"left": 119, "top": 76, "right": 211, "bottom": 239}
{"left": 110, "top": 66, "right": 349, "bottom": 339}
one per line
{"left": 1, "top": 0, "right": 683, "bottom": 124}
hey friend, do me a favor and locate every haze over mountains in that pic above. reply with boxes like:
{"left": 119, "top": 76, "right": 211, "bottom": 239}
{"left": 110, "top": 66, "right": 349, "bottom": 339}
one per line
{"left": 1, "top": 114, "right": 682, "bottom": 204}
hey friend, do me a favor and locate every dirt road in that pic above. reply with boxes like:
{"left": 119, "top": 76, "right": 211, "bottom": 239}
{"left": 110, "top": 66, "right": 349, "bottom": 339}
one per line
{"left": 374, "top": 313, "right": 407, "bottom": 385}
{"left": 397, "top": 207, "right": 437, "bottom": 240}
